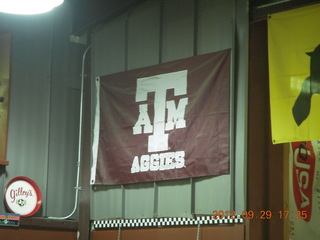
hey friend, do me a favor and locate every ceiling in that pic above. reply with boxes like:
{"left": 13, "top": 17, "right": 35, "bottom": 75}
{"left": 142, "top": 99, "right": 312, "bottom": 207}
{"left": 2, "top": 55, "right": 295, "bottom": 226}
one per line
{"left": 71, "top": 0, "right": 146, "bottom": 35}
{"left": 70, "top": 0, "right": 320, "bottom": 35}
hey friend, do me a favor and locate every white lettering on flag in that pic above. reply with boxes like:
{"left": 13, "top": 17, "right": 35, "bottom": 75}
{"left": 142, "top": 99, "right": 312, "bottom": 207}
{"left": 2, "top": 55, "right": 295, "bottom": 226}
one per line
{"left": 133, "top": 70, "right": 188, "bottom": 152}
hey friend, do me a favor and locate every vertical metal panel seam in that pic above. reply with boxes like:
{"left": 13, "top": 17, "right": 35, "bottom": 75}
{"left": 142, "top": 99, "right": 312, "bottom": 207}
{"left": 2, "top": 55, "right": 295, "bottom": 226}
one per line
{"left": 190, "top": 0, "right": 199, "bottom": 217}
{"left": 193, "top": 0, "right": 199, "bottom": 56}
{"left": 124, "top": 10, "right": 130, "bottom": 71}
{"left": 234, "top": 0, "right": 248, "bottom": 213}
{"left": 122, "top": 7, "right": 132, "bottom": 218}
{"left": 190, "top": 178, "right": 195, "bottom": 216}
{"left": 153, "top": 181, "right": 159, "bottom": 217}
{"left": 121, "top": 185, "right": 126, "bottom": 218}
{"left": 158, "top": 0, "right": 164, "bottom": 64}
{"left": 241, "top": 0, "right": 249, "bottom": 213}
{"left": 44, "top": 17, "right": 55, "bottom": 217}
{"left": 229, "top": 0, "right": 237, "bottom": 212}
{"left": 191, "top": 0, "right": 198, "bottom": 216}
{"left": 153, "top": 0, "right": 164, "bottom": 218}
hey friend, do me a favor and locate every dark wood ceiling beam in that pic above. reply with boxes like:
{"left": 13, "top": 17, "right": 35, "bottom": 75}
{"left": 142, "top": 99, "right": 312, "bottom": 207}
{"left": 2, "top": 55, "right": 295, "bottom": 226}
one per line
{"left": 250, "top": 0, "right": 320, "bottom": 20}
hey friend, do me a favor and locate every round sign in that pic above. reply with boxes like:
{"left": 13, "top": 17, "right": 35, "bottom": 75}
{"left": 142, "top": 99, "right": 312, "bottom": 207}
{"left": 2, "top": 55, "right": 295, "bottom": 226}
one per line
{"left": 4, "top": 176, "right": 42, "bottom": 217}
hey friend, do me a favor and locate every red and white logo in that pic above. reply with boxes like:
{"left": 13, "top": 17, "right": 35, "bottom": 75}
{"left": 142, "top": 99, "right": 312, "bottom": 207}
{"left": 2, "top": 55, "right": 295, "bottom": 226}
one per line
{"left": 292, "top": 141, "right": 315, "bottom": 222}
{"left": 4, "top": 176, "right": 42, "bottom": 217}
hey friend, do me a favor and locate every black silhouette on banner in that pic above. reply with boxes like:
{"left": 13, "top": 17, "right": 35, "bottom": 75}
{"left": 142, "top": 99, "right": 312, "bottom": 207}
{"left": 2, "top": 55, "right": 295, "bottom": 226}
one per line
{"left": 292, "top": 44, "right": 320, "bottom": 126}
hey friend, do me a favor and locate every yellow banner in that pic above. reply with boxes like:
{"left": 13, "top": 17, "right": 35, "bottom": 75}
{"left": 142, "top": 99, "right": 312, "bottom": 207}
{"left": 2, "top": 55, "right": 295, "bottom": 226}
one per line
{"left": 268, "top": 3, "right": 320, "bottom": 144}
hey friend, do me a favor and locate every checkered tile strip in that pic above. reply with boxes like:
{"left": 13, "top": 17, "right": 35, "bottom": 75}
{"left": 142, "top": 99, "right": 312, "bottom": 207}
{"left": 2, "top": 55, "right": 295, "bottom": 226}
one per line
{"left": 92, "top": 216, "right": 243, "bottom": 229}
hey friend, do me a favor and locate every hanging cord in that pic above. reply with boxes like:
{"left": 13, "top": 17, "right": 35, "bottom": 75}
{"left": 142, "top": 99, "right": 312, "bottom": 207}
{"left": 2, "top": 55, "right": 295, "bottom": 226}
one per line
{"left": 48, "top": 45, "right": 91, "bottom": 219}
{"left": 196, "top": 221, "right": 201, "bottom": 240}
{"left": 117, "top": 224, "right": 122, "bottom": 240}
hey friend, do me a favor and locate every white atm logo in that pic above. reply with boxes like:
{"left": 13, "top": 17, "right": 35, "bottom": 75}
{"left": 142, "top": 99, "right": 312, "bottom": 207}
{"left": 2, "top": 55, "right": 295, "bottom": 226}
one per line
{"left": 131, "top": 70, "right": 188, "bottom": 173}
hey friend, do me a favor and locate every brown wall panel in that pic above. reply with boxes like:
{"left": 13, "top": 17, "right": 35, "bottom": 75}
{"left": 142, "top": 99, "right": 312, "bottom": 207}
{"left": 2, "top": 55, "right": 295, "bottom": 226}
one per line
{"left": 248, "top": 18, "right": 269, "bottom": 240}
{"left": 0, "top": 228, "right": 77, "bottom": 240}
{"left": 92, "top": 224, "right": 245, "bottom": 240}
{"left": 248, "top": 19, "right": 284, "bottom": 240}
{"left": 0, "top": 32, "right": 11, "bottom": 165}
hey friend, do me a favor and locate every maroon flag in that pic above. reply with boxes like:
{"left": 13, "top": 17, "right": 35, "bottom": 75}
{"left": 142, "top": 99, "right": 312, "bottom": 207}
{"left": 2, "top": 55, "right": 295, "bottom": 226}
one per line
{"left": 91, "top": 49, "right": 230, "bottom": 185}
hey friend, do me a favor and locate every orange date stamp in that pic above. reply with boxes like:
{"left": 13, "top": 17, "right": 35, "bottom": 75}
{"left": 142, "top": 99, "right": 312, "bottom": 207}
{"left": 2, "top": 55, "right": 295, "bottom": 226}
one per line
{"left": 212, "top": 210, "right": 308, "bottom": 220}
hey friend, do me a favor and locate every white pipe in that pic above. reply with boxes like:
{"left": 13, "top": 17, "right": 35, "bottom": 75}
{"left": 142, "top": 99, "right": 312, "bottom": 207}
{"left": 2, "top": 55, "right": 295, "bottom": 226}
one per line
{"left": 49, "top": 45, "right": 91, "bottom": 219}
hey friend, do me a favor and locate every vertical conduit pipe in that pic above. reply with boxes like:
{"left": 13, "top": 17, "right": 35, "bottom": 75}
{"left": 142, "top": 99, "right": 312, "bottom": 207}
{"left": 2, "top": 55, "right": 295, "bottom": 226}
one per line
{"left": 49, "top": 45, "right": 91, "bottom": 220}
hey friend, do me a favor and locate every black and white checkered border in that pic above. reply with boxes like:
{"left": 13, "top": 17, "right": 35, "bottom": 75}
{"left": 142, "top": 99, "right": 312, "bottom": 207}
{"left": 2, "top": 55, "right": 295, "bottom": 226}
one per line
{"left": 92, "top": 216, "right": 243, "bottom": 229}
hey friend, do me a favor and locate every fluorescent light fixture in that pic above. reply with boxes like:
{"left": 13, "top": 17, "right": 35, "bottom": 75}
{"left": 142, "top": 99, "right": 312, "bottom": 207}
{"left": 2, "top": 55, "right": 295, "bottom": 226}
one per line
{"left": 0, "top": 0, "right": 64, "bottom": 15}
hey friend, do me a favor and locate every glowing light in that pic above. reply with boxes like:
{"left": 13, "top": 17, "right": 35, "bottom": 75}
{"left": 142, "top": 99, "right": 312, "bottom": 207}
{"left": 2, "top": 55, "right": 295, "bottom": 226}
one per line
{"left": 0, "top": 0, "right": 64, "bottom": 15}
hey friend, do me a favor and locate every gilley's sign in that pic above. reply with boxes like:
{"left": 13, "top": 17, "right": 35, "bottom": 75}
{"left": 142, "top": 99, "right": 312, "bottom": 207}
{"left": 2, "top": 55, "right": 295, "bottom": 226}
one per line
{"left": 4, "top": 176, "right": 42, "bottom": 217}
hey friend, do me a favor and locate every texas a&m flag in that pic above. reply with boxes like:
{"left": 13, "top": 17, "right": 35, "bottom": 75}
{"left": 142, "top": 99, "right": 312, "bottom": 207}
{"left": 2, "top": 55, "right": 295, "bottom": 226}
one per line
{"left": 91, "top": 50, "right": 230, "bottom": 185}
